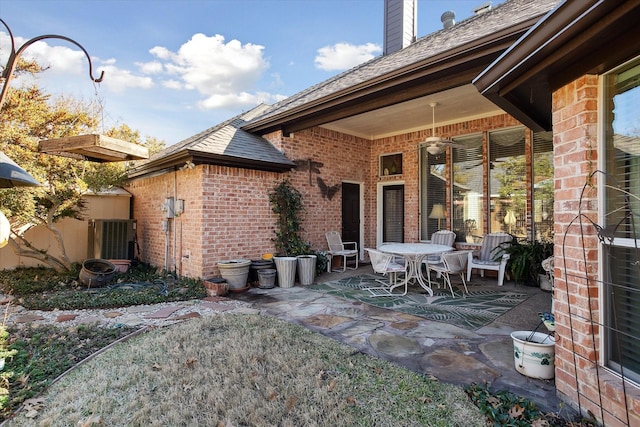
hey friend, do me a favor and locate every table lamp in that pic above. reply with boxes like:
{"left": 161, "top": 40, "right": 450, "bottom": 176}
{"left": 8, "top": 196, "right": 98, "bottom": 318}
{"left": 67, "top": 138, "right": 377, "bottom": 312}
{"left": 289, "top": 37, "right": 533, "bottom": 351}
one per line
{"left": 504, "top": 210, "right": 517, "bottom": 234}
{"left": 429, "top": 204, "right": 446, "bottom": 230}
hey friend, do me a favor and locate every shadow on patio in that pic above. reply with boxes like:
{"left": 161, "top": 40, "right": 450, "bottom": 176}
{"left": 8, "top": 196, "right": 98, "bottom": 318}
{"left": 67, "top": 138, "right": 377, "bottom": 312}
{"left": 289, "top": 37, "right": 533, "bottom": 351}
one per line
{"left": 233, "top": 262, "right": 560, "bottom": 414}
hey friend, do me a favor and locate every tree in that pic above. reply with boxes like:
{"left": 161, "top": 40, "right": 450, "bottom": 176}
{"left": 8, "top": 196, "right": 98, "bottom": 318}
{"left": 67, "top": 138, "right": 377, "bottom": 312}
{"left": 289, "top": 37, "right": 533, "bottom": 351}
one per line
{"left": 0, "top": 65, "right": 163, "bottom": 271}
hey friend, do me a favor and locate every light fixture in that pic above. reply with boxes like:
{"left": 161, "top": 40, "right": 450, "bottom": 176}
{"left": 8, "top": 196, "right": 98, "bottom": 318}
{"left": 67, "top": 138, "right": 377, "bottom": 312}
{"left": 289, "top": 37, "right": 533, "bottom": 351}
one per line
{"left": 426, "top": 144, "right": 444, "bottom": 156}
{"left": 429, "top": 204, "right": 446, "bottom": 230}
{"left": 423, "top": 102, "right": 465, "bottom": 156}
{"left": 0, "top": 18, "right": 148, "bottom": 163}
{"left": 504, "top": 210, "right": 517, "bottom": 234}
{"left": 0, "top": 150, "right": 41, "bottom": 188}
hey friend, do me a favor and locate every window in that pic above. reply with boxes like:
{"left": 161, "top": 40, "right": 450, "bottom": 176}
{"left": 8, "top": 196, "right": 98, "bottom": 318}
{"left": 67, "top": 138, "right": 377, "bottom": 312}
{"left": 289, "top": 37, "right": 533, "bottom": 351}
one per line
{"left": 489, "top": 128, "right": 526, "bottom": 236}
{"left": 532, "top": 131, "right": 554, "bottom": 241}
{"left": 452, "top": 134, "right": 484, "bottom": 242}
{"left": 603, "top": 57, "right": 640, "bottom": 383}
{"left": 380, "top": 153, "right": 402, "bottom": 176}
{"left": 419, "top": 146, "right": 446, "bottom": 240}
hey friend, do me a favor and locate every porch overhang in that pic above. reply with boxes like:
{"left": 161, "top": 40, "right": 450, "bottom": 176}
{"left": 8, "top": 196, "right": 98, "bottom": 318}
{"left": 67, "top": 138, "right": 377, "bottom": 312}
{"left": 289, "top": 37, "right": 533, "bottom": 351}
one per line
{"left": 243, "top": 18, "right": 541, "bottom": 137}
{"left": 473, "top": 0, "right": 640, "bottom": 132}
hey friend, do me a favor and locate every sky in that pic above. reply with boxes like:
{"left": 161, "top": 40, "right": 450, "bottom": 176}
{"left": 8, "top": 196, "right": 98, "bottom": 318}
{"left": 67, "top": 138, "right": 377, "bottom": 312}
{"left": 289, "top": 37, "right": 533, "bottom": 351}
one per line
{"left": 1, "top": 0, "right": 505, "bottom": 146}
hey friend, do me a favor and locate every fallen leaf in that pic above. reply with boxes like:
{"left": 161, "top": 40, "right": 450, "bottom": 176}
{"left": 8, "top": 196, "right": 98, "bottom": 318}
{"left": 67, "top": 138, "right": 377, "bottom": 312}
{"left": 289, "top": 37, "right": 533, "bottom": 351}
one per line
{"left": 508, "top": 403, "right": 525, "bottom": 418}
{"left": 437, "top": 404, "right": 447, "bottom": 410}
{"left": 418, "top": 396, "right": 432, "bottom": 404}
{"left": 78, "top": 414, "right": 102, "bottom": 426}
{"left": 327, "top": 379, "right": 337, "bottom": 391}
{"left": 267, "top": 390, "right": 278, "bottom": 401}
{"left": 486, "top": 396, "right": 501, "bottom": 407}
{"left": 185, "top": 358, "right": 197, "bottom": 368}
{"left": 346, "top": 396, "right": 356, "bottom": 405}
{"left": 284, "top": 395, "right": 297, "bottom": 414}
{"left": 151, "top": 363, "right": 162, "bottom": 371}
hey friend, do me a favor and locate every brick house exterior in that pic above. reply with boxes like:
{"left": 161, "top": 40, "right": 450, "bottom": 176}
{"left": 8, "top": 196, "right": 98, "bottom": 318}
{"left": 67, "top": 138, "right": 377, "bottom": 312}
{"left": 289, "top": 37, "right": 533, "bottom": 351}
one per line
{"left": 128, "top": 1, "right": 640, "bottom": 424}
{"left": 474, "top": 2, "right": 640, "bottom": 425}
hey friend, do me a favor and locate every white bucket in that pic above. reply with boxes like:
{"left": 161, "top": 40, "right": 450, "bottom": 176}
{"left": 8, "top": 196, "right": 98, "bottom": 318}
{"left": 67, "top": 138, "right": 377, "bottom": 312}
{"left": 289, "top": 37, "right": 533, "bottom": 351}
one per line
{"left": 510, "top": 331, "right": 556, "bottom": 380}
{"left": 273, "top": 257, "right": 297, "bottom": 288}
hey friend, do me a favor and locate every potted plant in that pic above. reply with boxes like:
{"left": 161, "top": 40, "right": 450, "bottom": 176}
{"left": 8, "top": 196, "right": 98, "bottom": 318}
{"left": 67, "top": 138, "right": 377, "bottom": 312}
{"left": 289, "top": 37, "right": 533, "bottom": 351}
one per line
{"left": 269, "top": 180, "right": 311, "bottom": 288}
{"left": 496, "top": 238, "right": 554, "bottom": 286}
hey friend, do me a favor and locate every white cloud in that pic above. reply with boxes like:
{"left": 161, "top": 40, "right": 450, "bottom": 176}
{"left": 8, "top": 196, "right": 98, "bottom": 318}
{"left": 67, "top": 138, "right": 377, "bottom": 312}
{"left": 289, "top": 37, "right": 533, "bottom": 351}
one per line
{"left": 97, "top": 64, "right": 154, "bottom": 93}
{"left": 314, "top": 42, "right": 381, "bottom": 71}
{"left": 150, "top": 33, "right": 272, "bottom": 110}
{"left": 137, "top": 61, "right": 163, "bottom": 74}
{"left": 162, "top": 79, "right": 183, "bottom": 90}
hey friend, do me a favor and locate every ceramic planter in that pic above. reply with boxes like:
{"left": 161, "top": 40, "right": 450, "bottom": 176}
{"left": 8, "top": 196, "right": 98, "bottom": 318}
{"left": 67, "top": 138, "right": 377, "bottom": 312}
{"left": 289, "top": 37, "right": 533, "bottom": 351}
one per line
{"left": 217, "top": 259, "right": 251, "bottom": 291}
{"left": 296, "top": 255, "right": 317, "bottom": 285}
{"left": 273, "top": 256, "right": 297, "bottom": 288}
{"left": 511, "top": 331, "right": 556, "bottom": 379}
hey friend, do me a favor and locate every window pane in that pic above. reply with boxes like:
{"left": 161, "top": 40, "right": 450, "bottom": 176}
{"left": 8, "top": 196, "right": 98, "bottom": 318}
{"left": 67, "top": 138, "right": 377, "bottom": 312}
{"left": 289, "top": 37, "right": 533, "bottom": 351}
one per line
{"left": 452, "top": 134, "right": 484, "bottom": 242}
{"left": 489, "top": 128, "right": 526, "bottom": 236}
{"left": 420, "top": 147, "right": 447, "bottom": 240}
{"left": 604, "top": 57, "right": 640, "bottom": 381}
{"left": 533, "top": 131, "right": 554, "bottom": 241}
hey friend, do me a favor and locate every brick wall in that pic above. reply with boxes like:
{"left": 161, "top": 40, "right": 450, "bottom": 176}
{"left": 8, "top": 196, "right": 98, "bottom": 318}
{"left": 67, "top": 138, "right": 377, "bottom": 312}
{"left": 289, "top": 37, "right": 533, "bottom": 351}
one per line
{"left": 128, "top": 127, "right": 371, "bottom": 279}
{"left": 552, "top": 75, "right": 640, "bottom": 427}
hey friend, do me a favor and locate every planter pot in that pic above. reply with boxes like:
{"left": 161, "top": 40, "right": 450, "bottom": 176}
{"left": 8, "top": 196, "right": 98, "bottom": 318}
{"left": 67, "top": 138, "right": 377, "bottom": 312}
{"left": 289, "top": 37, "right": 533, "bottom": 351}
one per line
{"left": 79, "top": 259, "right": 116, "bottom": 288}
{"left": 511, "top": 331, "right": 556, "bottom": 379}
{"left": 108, "top": 259, "right": 131, "bottom": 273}
{"left": 273, "top": 256, "right": 297, "bottom": 288}
{"left": 257, "top": 269, "right": 277, "bottom": 289}
{"left": 297, "top": 255, "right": 317, "bottom": 285}
{"left": 217, "top": 259, "right": 251, "bottom": 291}
{"left": 539, "top": 274, "right": 553, "bottom": 291}
{"left": 203, "top": 278, "right": 229, "bottom": 296}
{"left": 249, "top": 259, "right": 275, "bottom": 285}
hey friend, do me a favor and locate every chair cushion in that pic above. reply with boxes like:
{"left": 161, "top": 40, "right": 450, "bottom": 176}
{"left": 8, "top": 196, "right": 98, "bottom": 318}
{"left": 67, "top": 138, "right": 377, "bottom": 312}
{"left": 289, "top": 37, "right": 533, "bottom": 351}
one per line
{"left": 472, "top": 259, "right": 500, "bottom": 265}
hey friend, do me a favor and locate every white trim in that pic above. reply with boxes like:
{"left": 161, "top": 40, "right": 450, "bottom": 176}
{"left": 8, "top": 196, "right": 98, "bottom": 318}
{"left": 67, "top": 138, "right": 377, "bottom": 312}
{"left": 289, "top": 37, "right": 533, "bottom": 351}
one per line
{"left": 376, "top": 180, "right": 405, "bottom": 247}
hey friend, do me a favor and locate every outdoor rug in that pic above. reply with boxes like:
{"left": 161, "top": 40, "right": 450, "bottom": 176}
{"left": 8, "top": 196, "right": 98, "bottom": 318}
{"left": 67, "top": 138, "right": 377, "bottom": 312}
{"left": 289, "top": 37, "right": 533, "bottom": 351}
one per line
{"left": 309, "top": 274, "right": 530, "bottom": 330}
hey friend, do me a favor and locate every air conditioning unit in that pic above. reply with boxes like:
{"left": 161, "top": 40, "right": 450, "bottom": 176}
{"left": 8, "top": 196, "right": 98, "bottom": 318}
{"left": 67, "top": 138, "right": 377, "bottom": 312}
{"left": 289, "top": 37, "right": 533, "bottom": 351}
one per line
{"left": 89, "top": 219, "right": 136, "bottom": 260}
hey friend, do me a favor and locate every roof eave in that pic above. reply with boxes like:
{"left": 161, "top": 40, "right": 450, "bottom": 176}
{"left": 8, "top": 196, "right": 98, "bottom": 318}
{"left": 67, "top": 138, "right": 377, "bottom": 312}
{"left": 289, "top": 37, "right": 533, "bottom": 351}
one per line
{"left": 128, "top": 150, "right": 294, "bottom": 179}
{"left": 474, "top": 0, "right": 640, "bottom": 131}
{"left": 243, "top": 17, "right": 542, "bottom": 136}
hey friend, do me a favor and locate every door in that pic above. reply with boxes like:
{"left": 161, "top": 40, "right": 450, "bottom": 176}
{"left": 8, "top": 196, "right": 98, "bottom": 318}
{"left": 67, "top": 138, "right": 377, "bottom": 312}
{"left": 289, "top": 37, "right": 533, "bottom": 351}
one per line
{"left": 383, "top": 185, "right": 404, "bottom": 242}
{"left": 341, "top": 182, "right": 360, "bottom": 247}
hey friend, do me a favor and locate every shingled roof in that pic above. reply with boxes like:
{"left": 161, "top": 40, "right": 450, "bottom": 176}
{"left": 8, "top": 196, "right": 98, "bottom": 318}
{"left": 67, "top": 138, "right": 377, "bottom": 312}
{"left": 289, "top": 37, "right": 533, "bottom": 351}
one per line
{"left": 129, "top": 105, "right": 295, "bottom": 178}
{"left": 244, "top": 0, "right": 559, "bottom": 135}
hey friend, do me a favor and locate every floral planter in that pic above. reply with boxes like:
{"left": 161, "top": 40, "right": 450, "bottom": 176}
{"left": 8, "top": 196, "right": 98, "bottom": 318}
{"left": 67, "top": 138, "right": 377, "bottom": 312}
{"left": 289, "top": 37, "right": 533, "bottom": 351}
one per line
{"left": 273, "top": 256, "right": 297, "bottom": 288}
{"left": 296, "top": 255, "right": 317, "bottom": 285}
{"left": 511, "top": 331, "right": 556, "bottom": 379}
{"left": 217, "top": 259, "right": 251, "bottom": 291}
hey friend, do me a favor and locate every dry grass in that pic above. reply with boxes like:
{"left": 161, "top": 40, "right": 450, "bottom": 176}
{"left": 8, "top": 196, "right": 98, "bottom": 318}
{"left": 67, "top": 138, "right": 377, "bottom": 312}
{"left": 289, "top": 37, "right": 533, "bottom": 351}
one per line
{"left": 6, "top": 314, "right": 487, "bottom": 426}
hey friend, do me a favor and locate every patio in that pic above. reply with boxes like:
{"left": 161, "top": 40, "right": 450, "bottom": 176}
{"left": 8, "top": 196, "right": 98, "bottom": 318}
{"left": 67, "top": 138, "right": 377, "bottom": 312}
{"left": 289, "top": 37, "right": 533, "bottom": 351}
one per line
{"left": 233, "top": 263, "right": 561, "bottom": 414}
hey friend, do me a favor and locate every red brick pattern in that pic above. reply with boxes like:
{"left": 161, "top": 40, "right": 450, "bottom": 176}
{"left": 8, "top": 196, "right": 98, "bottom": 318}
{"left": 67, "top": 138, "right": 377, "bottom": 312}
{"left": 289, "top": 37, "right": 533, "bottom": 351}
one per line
{"left": 552, "top": 75, "right": 639, "bottom": 426}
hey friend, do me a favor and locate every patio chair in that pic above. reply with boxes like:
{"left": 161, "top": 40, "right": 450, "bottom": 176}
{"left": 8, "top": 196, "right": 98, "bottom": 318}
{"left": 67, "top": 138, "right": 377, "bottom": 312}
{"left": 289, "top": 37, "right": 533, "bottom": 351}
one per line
{"left": 364, "top": 248, "right": 408, "bottom": 296}
{"left": 424, "top": 230, "right": 456, "bottom": 263}
{"left": 325, "top": 231, "right": 358, "bottom": 272}
{"left": 427, "top": 251, "right": 470, "bottom": 297}
{"left": 466, "top": 232, "right": 512, "bottom": 286}
{"left": 422, "top": 230, "right": 456, "bottom": 280}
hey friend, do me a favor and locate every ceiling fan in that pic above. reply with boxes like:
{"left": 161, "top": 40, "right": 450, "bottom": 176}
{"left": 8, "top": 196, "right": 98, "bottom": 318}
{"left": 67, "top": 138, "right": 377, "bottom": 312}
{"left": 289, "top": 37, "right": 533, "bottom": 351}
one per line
{"left": 423, "top": 102, "right": 466, "bottom": 155}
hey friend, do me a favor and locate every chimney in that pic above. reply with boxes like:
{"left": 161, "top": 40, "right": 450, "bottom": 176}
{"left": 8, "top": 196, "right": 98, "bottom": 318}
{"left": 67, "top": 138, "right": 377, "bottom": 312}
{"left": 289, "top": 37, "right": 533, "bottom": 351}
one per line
{"left": 441, "top": 10, "right": 455, "bottom": 29}
{"left": 384, "top": 0, "right": 417, "bottom": 55}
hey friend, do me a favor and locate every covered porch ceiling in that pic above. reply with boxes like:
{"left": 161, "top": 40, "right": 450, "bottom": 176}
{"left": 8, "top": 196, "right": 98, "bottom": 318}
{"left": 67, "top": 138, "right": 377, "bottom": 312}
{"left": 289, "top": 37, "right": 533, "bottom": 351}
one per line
{"left": 320, "top": 84, "right": 502, "bottom": 140}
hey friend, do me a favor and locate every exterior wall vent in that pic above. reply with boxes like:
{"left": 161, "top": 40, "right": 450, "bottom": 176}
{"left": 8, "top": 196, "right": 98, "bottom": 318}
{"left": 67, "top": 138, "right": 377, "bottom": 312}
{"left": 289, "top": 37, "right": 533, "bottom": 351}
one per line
{"left": 89, "top": 219, "right": 136, "bottom": 260}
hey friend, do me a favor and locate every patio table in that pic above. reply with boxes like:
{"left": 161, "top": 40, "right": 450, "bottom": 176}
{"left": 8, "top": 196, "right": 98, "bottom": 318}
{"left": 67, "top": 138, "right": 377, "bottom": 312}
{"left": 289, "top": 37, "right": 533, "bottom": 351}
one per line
{"left": 378, "top": 243, "right": 453, "bottom": 296}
